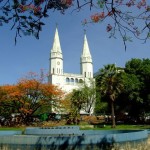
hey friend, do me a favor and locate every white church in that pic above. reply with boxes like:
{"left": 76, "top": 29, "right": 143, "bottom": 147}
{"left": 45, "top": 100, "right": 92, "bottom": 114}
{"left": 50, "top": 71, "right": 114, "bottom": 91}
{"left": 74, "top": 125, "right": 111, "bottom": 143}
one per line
{"left": 48, "top": 27, "right": 94, "bottom": 93}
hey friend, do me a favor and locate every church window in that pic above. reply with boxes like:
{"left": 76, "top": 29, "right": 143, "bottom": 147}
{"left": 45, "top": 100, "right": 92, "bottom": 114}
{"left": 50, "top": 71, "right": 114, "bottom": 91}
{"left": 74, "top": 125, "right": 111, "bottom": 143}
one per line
{"left": 75, "top": 78, "right": 78, "bottom": 83}
{"left": 53, "top": 68, "right": 54, "bottom": 74}
{"left": 71, "top": 78, "right": 74, "bottom": 83}
{"left": 79, "top": 79, "right": 83, "bottom": 83}
{"left": 66, "top": 78, "right": 70, "bottom": 84}
{"left": 84, "top": 72, "right": 86, "bottom": 77}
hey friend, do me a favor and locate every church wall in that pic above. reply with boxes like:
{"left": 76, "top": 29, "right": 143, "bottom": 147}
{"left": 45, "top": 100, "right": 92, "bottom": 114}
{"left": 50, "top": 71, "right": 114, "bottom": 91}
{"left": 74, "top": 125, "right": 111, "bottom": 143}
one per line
{"left": 49, "top": 73, "right": 90, "bottom": 93}
{"left": 48, "top": 28, "right": 95, "bottom": 114}
{"left": 50, "top": 57, "right": 63, "bottom": 75}
{"left": 81, "top": 63, "right": 93, "bottom": 78}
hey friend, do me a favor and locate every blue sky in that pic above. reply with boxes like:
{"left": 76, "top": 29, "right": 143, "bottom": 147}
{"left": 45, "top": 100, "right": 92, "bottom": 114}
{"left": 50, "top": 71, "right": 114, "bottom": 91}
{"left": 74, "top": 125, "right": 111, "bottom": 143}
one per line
{"left": 0, "top": 6, "right": 150, "bottom": 85}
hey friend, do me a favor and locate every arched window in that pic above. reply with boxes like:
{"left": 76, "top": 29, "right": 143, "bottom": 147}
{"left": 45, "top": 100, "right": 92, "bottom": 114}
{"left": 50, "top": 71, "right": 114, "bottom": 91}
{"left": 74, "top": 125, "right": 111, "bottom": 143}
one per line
{"left": 75, "top": 78, "right": 78, "bottom": 83}
{"left": 53, "top": 68, "right": 54, "bottom": 74}
{"left": 84, "top": 72, "right": 86, "bottom": 77}
{"left": 79, "top": 79, "right": 83, "bottom": 83}
{"left": 66, "top": 78, "right": 70, "bottom": 84}
{"left": 71, "top": 78, "right": 74, "bottom": 83}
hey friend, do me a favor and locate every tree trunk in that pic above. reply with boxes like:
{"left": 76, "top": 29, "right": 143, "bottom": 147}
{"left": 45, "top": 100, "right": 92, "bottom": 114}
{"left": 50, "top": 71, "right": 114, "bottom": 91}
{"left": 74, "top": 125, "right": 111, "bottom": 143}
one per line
{"left": 111, "top": 101, "right": 116, "bottom": 128}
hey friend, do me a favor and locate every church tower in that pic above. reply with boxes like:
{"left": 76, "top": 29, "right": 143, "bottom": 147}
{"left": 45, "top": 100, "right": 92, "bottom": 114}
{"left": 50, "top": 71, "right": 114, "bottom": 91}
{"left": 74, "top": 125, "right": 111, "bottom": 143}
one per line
{"left": 48, "top": 28, "right": 95, "bottom": 114}
{"left": 49, "top": 27, "right": 63, "bottom": 76}
{"left": 49, "top": 28, "right": 94, "bottom": 95}
{"left": 80, "top": 32, "right": 93, "bottom": 78}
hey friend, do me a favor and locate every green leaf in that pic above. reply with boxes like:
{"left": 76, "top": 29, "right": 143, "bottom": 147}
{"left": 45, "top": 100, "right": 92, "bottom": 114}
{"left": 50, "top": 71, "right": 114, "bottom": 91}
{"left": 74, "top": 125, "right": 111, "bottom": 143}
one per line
{"left": 20, "top": 16, "right": 27, "bottom": 19}
{"left": 28, "top": 16, "right": 32, "bottom": 20}
{"left": 43, "top": 13, "right": 49, "bottom": 18}
{"left": 3, "top": 7, "right": 10, "bottom": 11}
{"left": 3, "top": 11, "right": 8, "bottom": 16}
{"left": 39, "top": 22, "right": 45, "bottom": 25}
{"left": 147, "top": 6, "right": 150, "bottom": 11}
{"left": 4, "top": 20, "right": 9, "bottom": 23}
{"left": 15, "top": 17, "right": 18, "bottom": 22}
{"left": 97, "top": 0, "right": 104, "bottom": 8}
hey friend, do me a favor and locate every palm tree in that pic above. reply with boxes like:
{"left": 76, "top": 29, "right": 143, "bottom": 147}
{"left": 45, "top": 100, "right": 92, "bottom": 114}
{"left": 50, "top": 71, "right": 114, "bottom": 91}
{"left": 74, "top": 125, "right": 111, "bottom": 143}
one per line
{"left": 96, "top": 64, "right": 123, "bottom": 128}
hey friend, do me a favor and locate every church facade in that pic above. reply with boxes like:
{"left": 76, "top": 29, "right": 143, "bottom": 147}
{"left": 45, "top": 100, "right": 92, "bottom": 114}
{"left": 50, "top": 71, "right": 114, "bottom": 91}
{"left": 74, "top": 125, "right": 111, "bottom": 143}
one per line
{"left": 48, "top": 27, "right": 94, "bottom": 93}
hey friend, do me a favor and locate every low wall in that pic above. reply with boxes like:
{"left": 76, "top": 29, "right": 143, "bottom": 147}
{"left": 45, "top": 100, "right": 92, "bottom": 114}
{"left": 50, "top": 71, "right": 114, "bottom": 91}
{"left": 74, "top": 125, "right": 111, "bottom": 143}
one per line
{"left": 0, "top": 131, "right": 22, "bottom": 136}
{"left": 147, "top": 129, "right": 150, "bottom": 134}
{"left": 0, "top": 127, "right": 149, "bottom": 150}
{"left": 82, "top": 129, "right": 148, "bottom": 143}
{"left": 25, "top": 126, "right": 80, "bottom": 135}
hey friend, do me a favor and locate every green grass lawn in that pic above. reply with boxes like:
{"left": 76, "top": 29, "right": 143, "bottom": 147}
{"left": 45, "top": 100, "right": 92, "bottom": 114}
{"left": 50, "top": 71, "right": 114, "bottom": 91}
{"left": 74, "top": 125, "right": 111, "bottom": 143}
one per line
{"left": 80, "top": 124, "right": 150, "bottom": 130}
{"left": 0, "top": 124, "right": 150, "bottom": 131}
{"left": 0, "top": 127, "right": 25, "bottom": 131}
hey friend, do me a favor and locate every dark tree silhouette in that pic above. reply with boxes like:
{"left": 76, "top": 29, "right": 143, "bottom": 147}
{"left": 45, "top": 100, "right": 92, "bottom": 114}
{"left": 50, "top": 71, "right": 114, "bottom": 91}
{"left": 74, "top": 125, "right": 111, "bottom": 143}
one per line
{"left": 96, "top": 64, "right": 123, "bottom": 128}
{"left": 0, "top": 0, "right": 149, "bottom": 49}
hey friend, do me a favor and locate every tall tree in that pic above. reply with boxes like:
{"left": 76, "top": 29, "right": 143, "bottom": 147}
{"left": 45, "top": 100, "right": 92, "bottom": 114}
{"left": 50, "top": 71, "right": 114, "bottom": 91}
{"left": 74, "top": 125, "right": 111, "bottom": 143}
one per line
{"left": 125, "top": 58, "right": 150, "bottom": 115}
{"left": 118, "top": 72, "right": 142, "bottom": 119}
{"left": 96, "top": 64, "right": 123, "bottom": 128}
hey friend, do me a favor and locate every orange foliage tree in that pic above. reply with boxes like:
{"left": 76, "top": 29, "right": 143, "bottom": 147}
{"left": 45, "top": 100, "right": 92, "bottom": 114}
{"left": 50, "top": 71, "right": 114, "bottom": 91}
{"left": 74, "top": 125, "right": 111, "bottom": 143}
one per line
{"left": 0, "top": 76, "right": 63, "bottom": 124}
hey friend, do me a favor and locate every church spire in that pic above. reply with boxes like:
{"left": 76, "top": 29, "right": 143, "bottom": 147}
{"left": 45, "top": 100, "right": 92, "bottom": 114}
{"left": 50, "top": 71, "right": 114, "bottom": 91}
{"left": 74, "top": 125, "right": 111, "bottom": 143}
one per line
{"left": 80, "top": 31, "right": 93, "bottom": 78}
{"left": 81, "top": 31, "right": 92, "bottom": 63}
{"left": 51, "top": 27, "right": 62, "bottom": 54}
{"left": 49, "top": 26, "right": 63, "bottom": 75}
